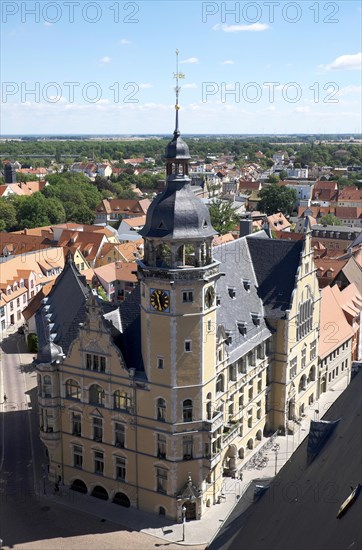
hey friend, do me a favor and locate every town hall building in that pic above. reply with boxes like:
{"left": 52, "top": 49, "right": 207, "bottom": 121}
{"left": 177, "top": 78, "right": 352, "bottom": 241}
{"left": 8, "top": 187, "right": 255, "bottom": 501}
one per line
{"left": 35, "top": 105, "right": 323, "bottom": 521}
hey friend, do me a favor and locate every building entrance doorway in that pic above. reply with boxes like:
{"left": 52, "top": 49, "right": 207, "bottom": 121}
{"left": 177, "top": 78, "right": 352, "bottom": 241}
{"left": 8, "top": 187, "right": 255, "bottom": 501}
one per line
{"left": 184, "top": 500, "right": 196, "bottom": 520}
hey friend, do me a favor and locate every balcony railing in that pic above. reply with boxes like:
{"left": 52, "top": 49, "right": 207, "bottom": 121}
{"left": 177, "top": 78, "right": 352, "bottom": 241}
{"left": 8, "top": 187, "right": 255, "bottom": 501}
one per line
{"left": 204, "top": 411, "right": 223, "bottom": 432}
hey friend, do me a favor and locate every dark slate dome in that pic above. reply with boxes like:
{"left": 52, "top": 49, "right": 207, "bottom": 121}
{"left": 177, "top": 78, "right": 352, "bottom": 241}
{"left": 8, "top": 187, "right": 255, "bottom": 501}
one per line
{"left": 140, "top": 175, "right": 216, "bottom": 240}
{"left": 165, "top": 130, "right": 190, "bottom": 160}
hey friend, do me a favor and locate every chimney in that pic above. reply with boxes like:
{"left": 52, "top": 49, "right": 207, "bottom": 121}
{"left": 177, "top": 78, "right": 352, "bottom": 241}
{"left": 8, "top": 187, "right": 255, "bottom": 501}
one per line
{"left": 4, "top": 163, "right": 16, "bottom": 184}
{"left": 239, "top": 216, "right": 253, "bottom": 237}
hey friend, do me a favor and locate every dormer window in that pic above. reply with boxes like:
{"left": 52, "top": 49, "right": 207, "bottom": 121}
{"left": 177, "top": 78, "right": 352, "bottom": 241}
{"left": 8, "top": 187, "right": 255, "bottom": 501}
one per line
{"left": 243, "top": 279, "right": 251, "bottom": 291}
{"left": 251, "top": 312, "right": 261, "bottom": 326}
{"left": 237, "top": 321, "right": 247, "bottom": 335}
{"left": 228, "top": 287, "right": 236, "bottom": 299}
{"left": 13, "top": 282, "right": 18, "bottom": 291}
{"left": 216, "top": 295, "right": 221, "bottom": 306}
{"left": 225, "top": 331, "right": 232, "bottom": 345}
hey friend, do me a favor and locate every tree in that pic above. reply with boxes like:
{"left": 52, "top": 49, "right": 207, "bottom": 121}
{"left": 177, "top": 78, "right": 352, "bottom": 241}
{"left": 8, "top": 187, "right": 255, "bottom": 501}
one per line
{"left": 258, "top": 183, "right": 297, "bottom": 216}
{"left": 0, "top": 199, "right": 17, "bottom": 231}
{"left": 266, "top": 175, "right": 279, "bottom": 184}
{"left": 209, "top": 199, "right": 239, "bottom": 235}
{"left": 319, "top": 214, "right": 342, "bottom": 226}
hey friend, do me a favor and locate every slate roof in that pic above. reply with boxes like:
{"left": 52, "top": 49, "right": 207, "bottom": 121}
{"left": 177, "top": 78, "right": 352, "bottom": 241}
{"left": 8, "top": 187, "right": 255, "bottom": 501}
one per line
{"left": 118, "top": 285, "right": 144, "bottom": 372}
{"left": 214, "top": 237, "right": 271, "bottom": 361}
{"left": 35, "top": 254, "right": 89, "bottom": 359}
{"left": 210, "top": 369, "right": 362, "bottom": 550}
{"left": 246, "top": 235, "right": 303, "bottom": 319}
{"left": 140, "top": 175, "right": 216, "bottom": 240}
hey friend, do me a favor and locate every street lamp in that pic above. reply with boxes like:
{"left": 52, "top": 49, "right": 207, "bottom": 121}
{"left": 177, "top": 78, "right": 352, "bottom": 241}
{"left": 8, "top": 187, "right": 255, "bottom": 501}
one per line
{"left": 182, "top": 505, "right": 186, "bottom": 542}
{"left": 273, "top": 444, "right": 280, "bottom": 476}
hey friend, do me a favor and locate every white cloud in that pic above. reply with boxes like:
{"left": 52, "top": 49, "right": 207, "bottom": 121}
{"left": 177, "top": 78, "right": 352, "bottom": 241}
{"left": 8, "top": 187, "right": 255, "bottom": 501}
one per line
{"left": 139, "top": 83, "right": 153, "bottom": 89}
{"left": 120, "top": 39, "right": 132, "bottom": 45}
{"left": 183, "top": 83, "right": 197, "bottom": 89}
{"left": 213, "top": 23, "right": 269, "bottom": 32}
{"left": 295, "top": 106, "right": 310, "bottom": 113}
{"left": 44, "top": 22, "right": 53, "bottom": 27}
{"left": 266, "top": 106, "right": 276, "bottom": 112}
{"left": 100, "top": 56, "right": 111, "bottom": 64}
{"left": 180, "top": 57, "right": 199, "bottom": 64}
{"left": 337, "top": 85, "right": 362, "bottom": 96}
{"left": 321, "top": 52, "right": 362, "bottom": 71}
{"left": 222, "top": 60, "right": 234, "bottom": 65}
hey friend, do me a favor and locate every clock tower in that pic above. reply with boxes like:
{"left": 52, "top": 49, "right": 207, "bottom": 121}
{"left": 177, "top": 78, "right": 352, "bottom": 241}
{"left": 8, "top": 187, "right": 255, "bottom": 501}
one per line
{"left": 137, "top": 52, "right": 221, "bottom": 520}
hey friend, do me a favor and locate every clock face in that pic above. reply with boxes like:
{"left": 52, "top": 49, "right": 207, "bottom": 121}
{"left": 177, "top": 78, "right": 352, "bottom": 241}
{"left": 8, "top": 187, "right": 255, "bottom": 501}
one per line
{"left": 150, "top": 289, "right": 170, "bottom": 312}
{"left": 205, "top": 286, "right": 215, "bottom": 308}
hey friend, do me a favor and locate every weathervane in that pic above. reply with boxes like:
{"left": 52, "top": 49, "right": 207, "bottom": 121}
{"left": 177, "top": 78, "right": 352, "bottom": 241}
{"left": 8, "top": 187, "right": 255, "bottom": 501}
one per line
{"left": 173, "top": 49, "right": 185, "bottom": 134}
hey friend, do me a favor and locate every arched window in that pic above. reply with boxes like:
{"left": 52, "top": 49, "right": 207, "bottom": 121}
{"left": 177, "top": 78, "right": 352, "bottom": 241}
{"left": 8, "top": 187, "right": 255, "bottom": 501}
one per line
{"left": 216, "top": 374, "right": 224, "bottom": 394}
{"left": 113, "top": 390, "right": 131, "bottom": 411}
{"left": 184, "top": 244, "right": 196, "bottom": 266}
{"left": 155, "top": 244, "right": 172, "bottom": 267}
{"left": 157, "top": 398, "right": 166, "bottom": 422}
{"left": 183, "top": 399, "right": 193, "bottom": 422}
{"left": 159, "top": 506, "right": 166, "bottom": 516}
{"left": 206, "top": 401, "right": 212, "bottom": 420}
{"left": 308, "top": 365, "right": 316, "bottom": 382}
{"left": 43, "top": 375, "right": 52, "bottom": 398}
{"left": 298, "top": 375, "right": 307, "bottom": 393}
{"left": 66, "top": 379, "right": 80, "bottom": 400}
{"left": 89, "top": 384, "right": 105, "bottom": 406}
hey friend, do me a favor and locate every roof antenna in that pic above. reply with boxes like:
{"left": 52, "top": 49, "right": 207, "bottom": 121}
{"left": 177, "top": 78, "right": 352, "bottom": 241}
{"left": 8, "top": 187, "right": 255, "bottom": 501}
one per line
{"left": 173, "top": 49, "right": 185, "bottom": 137}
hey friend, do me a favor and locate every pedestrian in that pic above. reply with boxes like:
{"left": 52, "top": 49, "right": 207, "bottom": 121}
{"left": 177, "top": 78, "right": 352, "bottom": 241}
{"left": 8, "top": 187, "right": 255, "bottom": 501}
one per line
{"left": 3, "top": 394, "right": 7, "bottom": 403}
{"left": 54, "top": 481, "right": 59, "bottom": 494}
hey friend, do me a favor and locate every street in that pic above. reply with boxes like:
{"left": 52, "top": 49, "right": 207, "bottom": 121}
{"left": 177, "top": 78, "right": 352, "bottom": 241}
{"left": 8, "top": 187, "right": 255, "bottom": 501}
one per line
{"left": 0, "top": 334, "right": 192, "bottom": 550}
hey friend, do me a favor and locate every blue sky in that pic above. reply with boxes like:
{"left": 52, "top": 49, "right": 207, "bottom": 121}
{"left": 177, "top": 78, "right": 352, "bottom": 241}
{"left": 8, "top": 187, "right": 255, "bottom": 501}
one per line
{"left": 1, "top": 0, "right": 361, "bottom": 134}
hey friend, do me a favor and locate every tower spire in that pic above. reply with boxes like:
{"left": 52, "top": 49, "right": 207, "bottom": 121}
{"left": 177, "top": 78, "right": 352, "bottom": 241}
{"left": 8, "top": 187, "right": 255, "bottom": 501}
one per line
{"left": 173, "top": 49, "right": 184, "bottom": 137}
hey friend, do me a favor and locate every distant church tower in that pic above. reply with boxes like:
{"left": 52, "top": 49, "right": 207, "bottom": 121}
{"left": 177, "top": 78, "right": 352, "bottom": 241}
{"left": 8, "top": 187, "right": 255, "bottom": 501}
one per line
{"left": 4, "top": 163, "right": 16, "bottom": 184}
{"left": 137, "top": 51, "right": 222, "bottom": 520}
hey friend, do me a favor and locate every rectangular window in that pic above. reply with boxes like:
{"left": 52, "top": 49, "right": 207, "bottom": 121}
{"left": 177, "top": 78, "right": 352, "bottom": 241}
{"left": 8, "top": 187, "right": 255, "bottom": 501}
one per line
{"left": 248, "top": 409, "right": 253, "bottom": 428}
{"left": 72, "top": 412, "right": 82, "bottom": 436}
{"left": 114, "top": 422, "right": 125, "bottom": 448}
{"left": 157, "top": 357, "right": 164, "bottom": 369}
{"left": 115, "top": 456, "right": 126, "bottom": 481}
{"left": 157, "top": 434, "right": 167, "bottom": 459}
{"left": 0, "top": 307, "right": 4, "bottom": 317}
{"left": 94, "top": 451, "right": 104, "bottom": 474}
{"left": 229, "top": 363, "right": 237, "bottom": 382}
{"left": 310, "top": 340, "right": 317, "bottom": 361}
{"left": 290, "top": 357, "right": 297, "bottom": 379}
{"left": 156, "top": 467, "right": 168, "bottom": 494}
{"left": 93, "top": 417, "right": 103, "bottom": 442}
{"left": 23, "top": 294, "right": 27, "bottom": 303}
{"left": 86, "top": 353, "right": 106, "bottom": 372}
{"left": 239, "top": 357, "right": 247, "bottom": 374}
{"left": 184, "top": 340, "right": 192, "bottom": 352}
{"left": 301, "top": 347, "right": 307, "bottom": 369}
{"left": 73, "top": 445, "right": 83, "bottom": 469}
{"left": 182, "top": 290, "right": 194, "bottom": 303}
{"left": 16, "top": 298, "right": 20, "bottom": 307}
{"left": 182, "top": 435, "right": 193, "bottom": 460}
